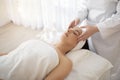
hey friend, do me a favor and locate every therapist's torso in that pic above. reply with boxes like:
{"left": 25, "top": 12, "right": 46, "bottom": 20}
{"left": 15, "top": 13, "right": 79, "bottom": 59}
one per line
{"left": 87, "top": 0, "right": 118, "bottom": 24}
{"left": 84, "top": 0, "right": 120, "bottom": 64}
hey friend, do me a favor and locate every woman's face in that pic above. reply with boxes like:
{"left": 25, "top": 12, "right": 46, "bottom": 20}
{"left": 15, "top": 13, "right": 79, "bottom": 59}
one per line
{"left": 61, "top": 27, "right": 82, "bottom": 49}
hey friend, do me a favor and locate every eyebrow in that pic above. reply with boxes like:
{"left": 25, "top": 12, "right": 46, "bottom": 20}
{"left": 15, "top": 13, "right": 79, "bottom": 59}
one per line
{"left": 73, "top": 30, "right": 80, "bottom": 36}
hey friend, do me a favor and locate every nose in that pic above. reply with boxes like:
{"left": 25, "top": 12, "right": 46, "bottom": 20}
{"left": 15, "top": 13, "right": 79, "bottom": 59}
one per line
{"left": 65, "top": 29, "right": 73, "bottom": 37}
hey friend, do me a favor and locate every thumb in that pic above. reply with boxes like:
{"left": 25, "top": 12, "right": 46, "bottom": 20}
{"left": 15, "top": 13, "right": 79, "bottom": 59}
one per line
{"left": 75, "top": 21, "right": 78, "bottom": 26}
{"left": 80, "top": 26, "right": 87, "bottom": 34}
{"left": 75, "top": 20, "right": 79, "bottom": 26}
{"left": 75, "top": 19, "right": 80, "bottom": 25}
{"left": 69, "top": 20, "right": 75, "bottom": 28}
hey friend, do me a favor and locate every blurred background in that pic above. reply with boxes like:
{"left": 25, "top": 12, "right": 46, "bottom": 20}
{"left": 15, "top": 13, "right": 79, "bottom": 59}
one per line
{"left": 0, "top": 0, "right": 84, "bottom": 31}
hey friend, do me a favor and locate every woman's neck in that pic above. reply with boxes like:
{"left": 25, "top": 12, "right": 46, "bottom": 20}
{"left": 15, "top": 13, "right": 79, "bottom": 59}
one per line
{"left": 54, "top": 43, "right": 70, "bottom": 55}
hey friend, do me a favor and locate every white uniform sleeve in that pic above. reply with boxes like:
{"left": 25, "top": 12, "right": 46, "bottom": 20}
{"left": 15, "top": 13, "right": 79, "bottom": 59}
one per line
{"left": 96, "top": 1, "right": 120, "bottom": 39}
{"left": 76, "top": 0, "right": 88, "bottom": 23}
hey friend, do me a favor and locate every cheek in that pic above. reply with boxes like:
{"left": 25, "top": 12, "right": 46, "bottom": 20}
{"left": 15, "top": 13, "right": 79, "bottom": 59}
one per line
{"left": 61, "top": 34, "right": 78, "bottom": 45}
{"left": 68, "top": 36, "right": 78, "bottom": 45}
{"left": 69, "top": 35, "right": 77, "bottom": 42}
{"left": 61, "top": 34, "right": 67, "bottom": 41}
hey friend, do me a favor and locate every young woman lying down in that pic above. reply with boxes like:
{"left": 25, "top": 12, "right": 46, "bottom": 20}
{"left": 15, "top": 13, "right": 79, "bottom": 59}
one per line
{"left": 0, "top": 27, "right": 82, "bottom": 80}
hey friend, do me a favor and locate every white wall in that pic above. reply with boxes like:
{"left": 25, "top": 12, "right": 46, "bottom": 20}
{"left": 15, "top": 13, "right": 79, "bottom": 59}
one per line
{"left": 0, "top": 0, "right": 10, "bottom": 27}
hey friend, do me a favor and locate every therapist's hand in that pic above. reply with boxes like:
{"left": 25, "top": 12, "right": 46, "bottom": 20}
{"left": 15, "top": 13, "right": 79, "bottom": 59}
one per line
{"left": 78, "top": 25, "right": 99, "bottom": 41}
{"left": 68, "top": 19, "right": 80, "bottom": 28}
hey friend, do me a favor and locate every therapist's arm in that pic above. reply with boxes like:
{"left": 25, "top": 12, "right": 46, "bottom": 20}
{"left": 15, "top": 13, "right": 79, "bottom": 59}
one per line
{"left": 78, "top": 25, "right": 99, "bottom": 41}
{"left": 44, "top": 54, "right": 72, "bottom": 80}
{"left": 96, "top": 1, "right": 120, "bottom": 38}
{"left": 78, "top": 1, "right": 120, "bottom": 41}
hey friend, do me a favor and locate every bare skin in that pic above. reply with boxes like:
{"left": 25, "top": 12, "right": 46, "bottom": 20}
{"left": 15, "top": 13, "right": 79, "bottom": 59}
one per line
{"left": 69, "top": 19, "right": 80, "bottom": 29}
{"left": 78, "top": 25, "right": 99, "bottom": 41}
{"left": 44, "top": 48, "right": 72, "bottom": 80}
{"left": 0, "top": 53, "right": 7, "bottom": 56}
{"left": 69, "top": 19, "right": 99, "bottom": 41}
{"left": 0, "top": 27, "right": 82, "bottom": 80}
{"left": 45, "top": 27, "right": 82, "bottom": 80}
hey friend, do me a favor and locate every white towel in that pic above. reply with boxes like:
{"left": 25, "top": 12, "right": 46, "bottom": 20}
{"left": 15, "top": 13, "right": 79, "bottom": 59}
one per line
{"left": 0, "top": 40, "right": 59, "bottom": 80}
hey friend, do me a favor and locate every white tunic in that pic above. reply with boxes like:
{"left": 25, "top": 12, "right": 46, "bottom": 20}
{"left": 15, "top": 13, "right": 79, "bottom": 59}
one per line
{"left": 77, "top": 0, "right": 120, "bottom": 80}
{"left": 0, "top": 40, "right": 59, "bottom": 80}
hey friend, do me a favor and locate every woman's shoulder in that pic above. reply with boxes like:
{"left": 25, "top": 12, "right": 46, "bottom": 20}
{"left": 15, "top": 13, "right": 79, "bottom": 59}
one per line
{"left": 59, "top": 53, "right": 72, "bottom": 66}
{"left": 54, "top": 48, "right": 72, "bottom": 65}
{"left": 58, "top": 55, "right": 72, "bottom": 73}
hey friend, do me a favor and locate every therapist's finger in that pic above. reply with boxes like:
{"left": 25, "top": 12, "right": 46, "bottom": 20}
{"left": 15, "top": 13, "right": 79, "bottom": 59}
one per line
{"left": 78, "top": 34, "right": 88, "bottom": 41}
{"left": 78, "top": 30, "right": 90, "bottom": 41}
{"left": 69, "top": 20, "right": 75, "bottom": 28}
{"left": 77, "top": 32, "right": 86, "bottom": 41}
{"left": 78, "top": 36, "right": 86, "bottom": 41}
{"left": 75, "top": 19, "right": 80, "bottom": 26}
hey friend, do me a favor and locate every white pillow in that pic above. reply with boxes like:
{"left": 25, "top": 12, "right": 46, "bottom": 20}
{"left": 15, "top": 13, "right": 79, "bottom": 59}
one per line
{"left": 65, "top": 49, "right": 113, "bottom": 80}
{"left": 36, "top": 30, "right": 113, "bottom": 80}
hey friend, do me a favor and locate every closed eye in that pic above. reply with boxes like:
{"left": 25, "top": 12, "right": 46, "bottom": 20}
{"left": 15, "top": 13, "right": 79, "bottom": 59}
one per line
{"left": 73, "top": 31, "right": 78, "bottom": 36}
